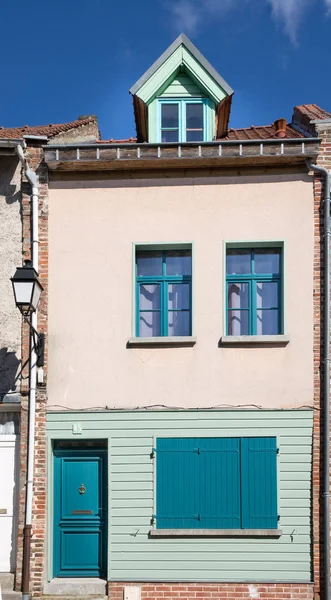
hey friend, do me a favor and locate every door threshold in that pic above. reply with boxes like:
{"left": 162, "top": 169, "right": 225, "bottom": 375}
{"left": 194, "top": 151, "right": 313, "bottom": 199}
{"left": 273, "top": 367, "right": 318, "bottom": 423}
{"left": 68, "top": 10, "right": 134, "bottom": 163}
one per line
{"left": 44, "top": 578, "right": 107, "bottom": 596}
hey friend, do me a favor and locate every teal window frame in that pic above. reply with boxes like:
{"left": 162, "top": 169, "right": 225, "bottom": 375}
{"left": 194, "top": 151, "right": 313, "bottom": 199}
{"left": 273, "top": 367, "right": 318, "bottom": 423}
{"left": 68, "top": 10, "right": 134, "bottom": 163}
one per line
{"left": 226, "top": 247, "right": 283, "bottom": 336}
{"left": 154, "top": 437, "right": 279, "bottom": 530}
{"left": 157, "top": 98, "right": 209, "bottom": 143}
{"left": 136, "top": 249, "right": 192, "bottom": 337}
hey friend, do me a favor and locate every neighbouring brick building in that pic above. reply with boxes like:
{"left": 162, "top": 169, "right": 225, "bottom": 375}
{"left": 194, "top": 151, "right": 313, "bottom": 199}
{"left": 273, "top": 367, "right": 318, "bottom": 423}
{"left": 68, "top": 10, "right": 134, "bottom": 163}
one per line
{"left": 0, "top": 117, "right": 99, "bottom": 599}
{"left": 1, "top": 34, "right": 331, "bottom": 600}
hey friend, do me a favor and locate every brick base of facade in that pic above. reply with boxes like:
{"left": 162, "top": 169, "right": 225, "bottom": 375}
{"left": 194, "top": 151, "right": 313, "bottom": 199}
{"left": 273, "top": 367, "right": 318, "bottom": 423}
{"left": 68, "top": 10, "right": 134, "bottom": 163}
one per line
{"left": 108, "top": 582, "right": 314, "bottom": 600}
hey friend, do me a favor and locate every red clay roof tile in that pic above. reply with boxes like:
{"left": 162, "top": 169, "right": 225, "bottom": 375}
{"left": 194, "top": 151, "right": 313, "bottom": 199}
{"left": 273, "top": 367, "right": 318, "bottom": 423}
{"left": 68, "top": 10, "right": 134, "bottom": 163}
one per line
{"left": 294, "top": 104, "right": 331, "bottom": 121}
{"left": 0, "top": 116, "right": 97, "bottom": 139}
{"left": 222, "top": 123, "right": 304, "bottom": 141}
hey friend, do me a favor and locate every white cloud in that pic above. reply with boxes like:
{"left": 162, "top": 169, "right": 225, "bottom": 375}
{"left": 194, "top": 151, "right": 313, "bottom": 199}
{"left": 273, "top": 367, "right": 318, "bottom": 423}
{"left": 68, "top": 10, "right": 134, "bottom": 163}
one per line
{"left": 170, "top": 0, "right": 200, "bottom": 34}
{"left": 165, "top": 0, "right": 331, "bottom": 46}
{"left": 265, "top": 0, "right": 309, "bottom": 46}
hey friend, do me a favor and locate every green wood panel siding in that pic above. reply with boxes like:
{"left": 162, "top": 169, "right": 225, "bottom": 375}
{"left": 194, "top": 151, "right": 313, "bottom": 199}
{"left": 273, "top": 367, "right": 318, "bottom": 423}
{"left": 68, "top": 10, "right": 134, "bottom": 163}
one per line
{"left": 161, "top": 74, "right": 205, "bottom": 97}
{"left": 47, "top": 410, "right": 312, "bottom": 583}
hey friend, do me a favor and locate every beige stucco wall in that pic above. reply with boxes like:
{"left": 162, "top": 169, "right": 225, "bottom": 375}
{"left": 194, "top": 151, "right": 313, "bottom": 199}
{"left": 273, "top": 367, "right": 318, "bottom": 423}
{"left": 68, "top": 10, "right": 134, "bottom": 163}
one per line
{"left": 0, "top": 158, "right": 22, "bottom": 402}
{"left": 48, "top": 172, "right": 313, "bottom": 410}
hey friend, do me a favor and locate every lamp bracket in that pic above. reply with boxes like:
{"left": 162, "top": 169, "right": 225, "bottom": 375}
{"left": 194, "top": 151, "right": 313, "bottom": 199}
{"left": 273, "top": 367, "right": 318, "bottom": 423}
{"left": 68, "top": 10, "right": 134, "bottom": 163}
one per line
{"left": 23, "top": 315, "right": 45, "bottom": 368}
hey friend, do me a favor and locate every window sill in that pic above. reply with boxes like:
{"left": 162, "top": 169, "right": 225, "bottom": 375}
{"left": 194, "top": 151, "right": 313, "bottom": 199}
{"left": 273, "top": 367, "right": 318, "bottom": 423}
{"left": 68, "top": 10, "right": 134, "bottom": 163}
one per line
{"left": 149, "top": 528, "right": 283, "bottom": 538}
{"left": 220, "top": 335, "right": 290, "bottom": 346}
{"left": 127, "top": 336, "right": 197, "bottom": 348}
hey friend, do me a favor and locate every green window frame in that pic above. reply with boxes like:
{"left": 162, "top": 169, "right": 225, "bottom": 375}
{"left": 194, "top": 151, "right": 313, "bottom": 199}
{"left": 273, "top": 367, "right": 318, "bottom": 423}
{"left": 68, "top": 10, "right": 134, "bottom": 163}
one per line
{"left": 226, "top": 247, "right": 283, "bottom": 336}
{"left": 154, "top": 437, "right": 278, "bottom": 530}
{"left": 136, "top": 249, "right": 192, "bottom": 337}
{"left": 158, "top": 98, "right": 209, "bottom": 143}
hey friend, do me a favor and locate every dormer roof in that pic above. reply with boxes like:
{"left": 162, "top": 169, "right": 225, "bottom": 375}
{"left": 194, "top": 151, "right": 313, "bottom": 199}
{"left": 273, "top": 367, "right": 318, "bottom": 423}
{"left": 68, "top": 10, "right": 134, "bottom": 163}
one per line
{"left": 130, "top": 33, "right": 233, "bottom": 100}
{"left": 129, "top": 34, "right": 234, "bottom": 142}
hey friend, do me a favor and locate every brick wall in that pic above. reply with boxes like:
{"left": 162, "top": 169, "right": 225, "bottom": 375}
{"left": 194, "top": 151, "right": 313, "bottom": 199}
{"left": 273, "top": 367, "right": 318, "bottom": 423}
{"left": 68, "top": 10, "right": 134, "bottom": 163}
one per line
{"left": 108, "top": 582, "right": 314, "bottom": 600}
{"left": 312, "top": 121, "right": 331, "bottom": 599}
{"left": 15, "top": 145, "right": 48, "bottom": 596}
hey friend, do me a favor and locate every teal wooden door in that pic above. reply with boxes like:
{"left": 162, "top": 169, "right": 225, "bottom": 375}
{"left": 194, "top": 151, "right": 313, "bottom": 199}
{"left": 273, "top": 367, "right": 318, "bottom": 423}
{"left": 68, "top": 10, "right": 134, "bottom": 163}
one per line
{"left": 53, "top": 449, "right": 107, "bottom": 578}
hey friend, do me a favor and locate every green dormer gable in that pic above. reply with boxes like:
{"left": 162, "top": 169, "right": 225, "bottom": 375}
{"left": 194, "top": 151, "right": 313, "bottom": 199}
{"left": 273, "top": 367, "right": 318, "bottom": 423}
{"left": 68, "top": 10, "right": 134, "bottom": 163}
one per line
{"left": 130, "top": 34, "right": 234, "bottom": 143}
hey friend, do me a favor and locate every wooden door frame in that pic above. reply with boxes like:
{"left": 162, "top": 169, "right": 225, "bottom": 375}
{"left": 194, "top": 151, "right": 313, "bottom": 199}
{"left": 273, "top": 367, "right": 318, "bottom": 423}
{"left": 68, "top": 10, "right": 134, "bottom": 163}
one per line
{"left": 51, "top": 443, "right": 108, "bottom": 579}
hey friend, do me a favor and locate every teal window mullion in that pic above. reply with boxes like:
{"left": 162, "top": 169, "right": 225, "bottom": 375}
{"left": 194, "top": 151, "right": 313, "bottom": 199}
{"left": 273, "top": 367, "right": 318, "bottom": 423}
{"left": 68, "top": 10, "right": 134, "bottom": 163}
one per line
{"left": 203, "top": 102, "right": 207, "bottom": 142}
{"left": 190, "top": 281, "right": 192, "bottom": 335}
{"left": 161, "top": 281, "right": 166, "bottom": 336}
{"left": 136, "top": 280, "right": 140, "bottom": 337}
{"left": 227, "top": 273, "right": 277, "bottom": 282}
{"left": 181, "top": 102, "right": 186, "bottom": 143}
{"left": 251, "top": 280, "right": 256, "bottom": 335}
{"left": 278, "top": 277, "right": 282, "bottom": 334}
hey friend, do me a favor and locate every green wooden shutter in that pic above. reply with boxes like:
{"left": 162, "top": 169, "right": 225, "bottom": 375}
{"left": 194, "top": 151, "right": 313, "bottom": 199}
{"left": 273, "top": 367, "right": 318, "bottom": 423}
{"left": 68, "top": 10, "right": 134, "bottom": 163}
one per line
{"left": 156, "top": 438, "right": 241, "bottom": 529}
{"left": 241, "top": 437, "right": 278, "bottom": 529}
{"left": 199, "top": 438, "right": 241, "bottom": 529}
{"left": 156, "top": 438, "right": 199, "bottom": 528}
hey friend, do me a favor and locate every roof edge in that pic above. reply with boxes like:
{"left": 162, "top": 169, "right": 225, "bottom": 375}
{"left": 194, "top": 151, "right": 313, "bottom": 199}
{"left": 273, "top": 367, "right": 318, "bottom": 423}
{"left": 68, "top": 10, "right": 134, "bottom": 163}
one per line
{"left": 43, "top": 137, "right": 321, "bottom": 149}
{"left": 0, "top": 139, "right": 23, "bottom": 147}
{"left": 129, "top": 33, "right": 234, "bottom": 97}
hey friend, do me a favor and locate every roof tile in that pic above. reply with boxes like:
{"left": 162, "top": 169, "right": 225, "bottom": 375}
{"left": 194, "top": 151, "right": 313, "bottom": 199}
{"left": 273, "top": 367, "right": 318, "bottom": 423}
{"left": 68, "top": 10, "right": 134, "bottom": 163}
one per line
{"left": 222, "top": 123, "right": 304, "bottom": 141}
{"left": 294, "top": 104, "right": 331, "bottom": 121}
{"left": 0, "top": 116, "right": 97, "bottom": 139}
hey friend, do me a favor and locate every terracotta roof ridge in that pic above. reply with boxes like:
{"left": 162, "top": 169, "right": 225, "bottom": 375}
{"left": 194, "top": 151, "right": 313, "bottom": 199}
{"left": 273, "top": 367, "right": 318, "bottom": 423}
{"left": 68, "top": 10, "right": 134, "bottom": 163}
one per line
{"left": 0, "top": 116, "right": 98, "bottom": 139}
{"left": 294, "top": 103, "right": 331, "bottom": 120}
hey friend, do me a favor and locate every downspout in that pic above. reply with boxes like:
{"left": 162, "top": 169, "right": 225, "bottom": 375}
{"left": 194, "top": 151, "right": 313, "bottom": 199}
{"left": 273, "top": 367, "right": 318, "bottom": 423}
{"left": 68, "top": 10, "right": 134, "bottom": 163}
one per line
{"left": 307, "top": 159, "right": 331, "bottom": 600}
{"left": 16, "top": 143, "right": 39, "bottom": 600}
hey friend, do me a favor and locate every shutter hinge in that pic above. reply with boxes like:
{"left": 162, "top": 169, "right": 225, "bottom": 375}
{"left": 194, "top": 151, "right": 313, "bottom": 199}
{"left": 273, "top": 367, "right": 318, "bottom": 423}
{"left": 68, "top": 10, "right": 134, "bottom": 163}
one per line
{"left": 278, "top": 514, "right": 280, "bottom": 521}
{"left": 276, "top": 447, "right": 280, "bottom": 454}
{"left": 151, "top": 514, "right": 156, "bottom": 525}
{"left": 151, "top": 448, "right": 156, "bottom": 458}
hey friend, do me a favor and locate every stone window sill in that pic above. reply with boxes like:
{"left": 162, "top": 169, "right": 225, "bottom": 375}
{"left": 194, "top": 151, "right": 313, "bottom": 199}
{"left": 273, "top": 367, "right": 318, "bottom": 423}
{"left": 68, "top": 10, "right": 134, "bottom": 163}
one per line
{"left": 149, "top": 528, "right": 283, "bottom": 538}
{"left": 220, "top": 335, "right": 289, "bottom": 346}
{"left": 128, "top": 336, "right": 197, "bottom": 348}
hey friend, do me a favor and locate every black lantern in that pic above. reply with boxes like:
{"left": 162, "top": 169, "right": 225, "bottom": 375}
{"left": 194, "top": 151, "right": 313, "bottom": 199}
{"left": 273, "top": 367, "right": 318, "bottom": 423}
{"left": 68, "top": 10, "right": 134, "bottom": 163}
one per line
{"left": 11, "top": 263, "right": 43, "bottom": 315}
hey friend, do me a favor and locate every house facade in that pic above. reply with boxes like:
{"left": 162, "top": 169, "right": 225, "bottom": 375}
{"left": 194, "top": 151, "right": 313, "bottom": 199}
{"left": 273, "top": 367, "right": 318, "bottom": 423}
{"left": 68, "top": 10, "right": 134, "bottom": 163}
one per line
{"left": 0, "top": 118, "right": 99, "bottom": 597}
{"left": 0, "top": 141, "right": 22, "bottom": 581}
{"left": 2, "top": 34, "right": 331, "bottom": 600}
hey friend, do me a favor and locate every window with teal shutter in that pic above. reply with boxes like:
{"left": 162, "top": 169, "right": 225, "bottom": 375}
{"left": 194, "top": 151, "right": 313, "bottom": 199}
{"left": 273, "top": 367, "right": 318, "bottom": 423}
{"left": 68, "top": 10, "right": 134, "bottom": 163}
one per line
{"left": 155, "top": 437, "right": 278, "bottom": 530}
{"left": 241, "top": 437, "right": 278, "bottom": 529}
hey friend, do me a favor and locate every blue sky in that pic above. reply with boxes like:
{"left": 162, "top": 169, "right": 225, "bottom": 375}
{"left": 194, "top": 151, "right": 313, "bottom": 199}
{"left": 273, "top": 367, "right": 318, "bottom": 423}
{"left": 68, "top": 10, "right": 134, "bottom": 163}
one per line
{"left": 0, "top": 0, "right": 330, "bottom": 140}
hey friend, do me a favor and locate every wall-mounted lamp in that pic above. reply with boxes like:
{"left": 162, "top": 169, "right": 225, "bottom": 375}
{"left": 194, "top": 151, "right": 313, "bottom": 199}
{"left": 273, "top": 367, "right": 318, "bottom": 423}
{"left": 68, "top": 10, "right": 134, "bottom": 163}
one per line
{"left": 11, "top": 262, "right": 45, "bottom": 367}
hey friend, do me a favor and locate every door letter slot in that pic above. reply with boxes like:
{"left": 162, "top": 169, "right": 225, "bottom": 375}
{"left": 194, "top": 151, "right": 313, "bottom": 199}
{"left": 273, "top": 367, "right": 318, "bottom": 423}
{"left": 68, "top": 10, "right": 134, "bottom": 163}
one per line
{"left": 72, "top": 509, "right": 93, "bottom": 514}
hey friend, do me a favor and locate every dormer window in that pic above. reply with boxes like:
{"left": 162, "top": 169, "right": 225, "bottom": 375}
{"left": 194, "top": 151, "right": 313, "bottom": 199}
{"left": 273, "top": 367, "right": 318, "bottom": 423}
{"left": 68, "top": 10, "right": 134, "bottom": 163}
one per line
{"left": 159, "top": 99, "right": 208, "bottom": 143}
{"left": 130, "top": 34, "right": 233, "bottom": 143}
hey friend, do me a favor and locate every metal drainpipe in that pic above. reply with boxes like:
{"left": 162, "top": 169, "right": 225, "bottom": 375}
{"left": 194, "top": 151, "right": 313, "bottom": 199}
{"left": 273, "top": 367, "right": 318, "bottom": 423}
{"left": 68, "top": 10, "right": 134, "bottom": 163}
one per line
{"left": 307, "top": 159, "right": 331, "bottom": 600}
{"left": 16, "top": 144, "right": 39, "bottom": 600}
